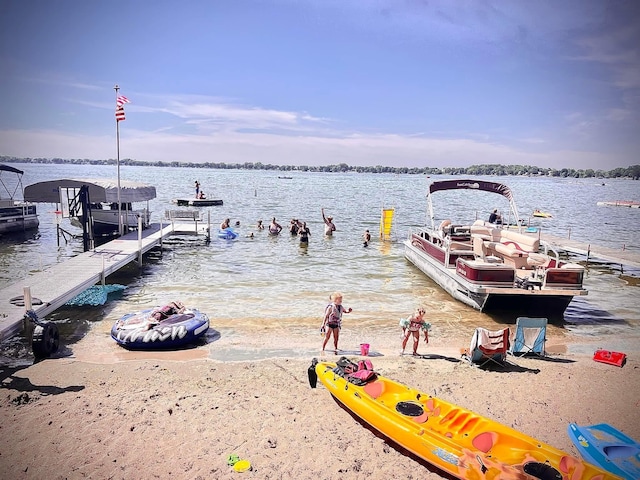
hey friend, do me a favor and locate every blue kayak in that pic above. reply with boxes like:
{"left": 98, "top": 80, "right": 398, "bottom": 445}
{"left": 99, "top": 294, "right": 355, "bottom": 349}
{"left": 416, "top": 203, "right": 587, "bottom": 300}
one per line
{"left": 567, "top": 423, "right": 640, "bottom": 480}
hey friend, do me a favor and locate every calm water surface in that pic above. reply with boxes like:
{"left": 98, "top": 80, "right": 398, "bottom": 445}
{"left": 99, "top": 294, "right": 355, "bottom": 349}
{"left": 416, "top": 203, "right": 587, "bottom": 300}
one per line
{"left": 1, "top": 164, "right": 638, "bottom": 364}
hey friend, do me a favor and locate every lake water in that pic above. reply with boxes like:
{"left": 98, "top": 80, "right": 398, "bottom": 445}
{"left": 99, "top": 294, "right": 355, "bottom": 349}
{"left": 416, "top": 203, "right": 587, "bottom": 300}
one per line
{"left": 1, "top": 163, "right": 639, "bottom": 364}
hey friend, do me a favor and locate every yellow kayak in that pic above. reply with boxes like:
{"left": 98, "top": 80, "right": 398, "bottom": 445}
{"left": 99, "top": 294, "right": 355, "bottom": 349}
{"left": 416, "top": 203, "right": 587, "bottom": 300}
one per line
{"left": 309, "top": 359, "right": 619, "bottom": 480}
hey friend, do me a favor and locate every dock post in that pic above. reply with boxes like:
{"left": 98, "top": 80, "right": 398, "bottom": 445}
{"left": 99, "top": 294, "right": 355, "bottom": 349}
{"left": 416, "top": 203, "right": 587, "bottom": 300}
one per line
{"left": 101, "top": 256, "right": 106, "bottom": 286}
{"left": 138, "top": 216, "right": 143, "bottom": 265}
{"left": 22, "top": 286, "right": 34, "bottom": 344}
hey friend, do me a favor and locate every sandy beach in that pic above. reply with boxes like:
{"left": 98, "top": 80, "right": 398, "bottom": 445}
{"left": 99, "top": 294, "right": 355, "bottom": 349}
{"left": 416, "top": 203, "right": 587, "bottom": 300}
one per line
{"left": 1, "top": 327, "right": 639, "bottom": 480}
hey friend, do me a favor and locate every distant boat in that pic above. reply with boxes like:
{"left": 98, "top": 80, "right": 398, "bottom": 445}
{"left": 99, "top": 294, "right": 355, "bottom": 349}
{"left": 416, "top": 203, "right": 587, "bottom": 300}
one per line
{"left": 278, "top": 176, "right": 293, "bottom": 179}
{"left": 596, "top": 200, "right": 640, "bottom": 208}
{"left": 0, "top": 164, "right": 39, "bottom": 235}
{"left": 532, "top": 209, "right": 553, "bottom": 218}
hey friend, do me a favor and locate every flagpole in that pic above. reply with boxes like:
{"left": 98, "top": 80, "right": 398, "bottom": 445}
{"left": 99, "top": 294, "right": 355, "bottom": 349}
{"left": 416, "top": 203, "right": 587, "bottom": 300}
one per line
{"left": 114, "top": 84, "right": 123, "bottom": 236}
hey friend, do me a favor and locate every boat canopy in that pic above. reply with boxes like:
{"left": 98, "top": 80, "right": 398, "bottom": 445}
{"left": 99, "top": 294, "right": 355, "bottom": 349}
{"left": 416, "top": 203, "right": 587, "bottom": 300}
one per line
{"left": 0, "top": 164, "right": 25, "bottom": 175}
{"left": 426, "top": 179, "right": 520, "bottom": 229}
{"left": 24, "top": 178, "right": 157, "bottom": 204}
{"left": 428, "top": 179, "right": 514, "bottom": 201}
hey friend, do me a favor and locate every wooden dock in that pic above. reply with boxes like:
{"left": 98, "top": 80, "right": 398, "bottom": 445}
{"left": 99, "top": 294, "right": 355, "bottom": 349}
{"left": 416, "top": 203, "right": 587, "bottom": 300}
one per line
{"left": 539, "top": 232, "right": 640, "bottom": 269}
{"left": 0, "top": 218, "right": 209, "bottom": 343}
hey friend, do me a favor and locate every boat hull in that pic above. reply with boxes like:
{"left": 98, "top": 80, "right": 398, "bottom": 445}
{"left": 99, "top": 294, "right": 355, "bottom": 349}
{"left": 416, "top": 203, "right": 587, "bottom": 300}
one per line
{"left": 174, "top": 198, "right": 223, "bottom": 207}
{"left": 111, "top": 308, "right": 209, "bottom": 349}
{"left": 70, "top": 209, "right": 151, "bottom": 235}
{"left": 315, "top": 361, "right": 616, "bottom": 480}
{"left": 0, "top": 204, "right": 38, "bottom": 234}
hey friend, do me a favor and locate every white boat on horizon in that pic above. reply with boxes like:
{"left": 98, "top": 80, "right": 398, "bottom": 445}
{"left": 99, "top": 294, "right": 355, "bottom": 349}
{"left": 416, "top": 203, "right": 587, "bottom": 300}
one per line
{"left": 24, "top": 178, "right": 156, "bottom": 236}
{"left": 0, "top": 164, "right": 39, "bottom": 235}
{"left": 403, "top": 179, "right": 587, "bottom": 318}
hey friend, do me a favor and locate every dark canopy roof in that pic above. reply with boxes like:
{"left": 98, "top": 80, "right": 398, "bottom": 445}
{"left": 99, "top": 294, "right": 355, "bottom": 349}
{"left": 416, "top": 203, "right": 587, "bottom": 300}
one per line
{"left": 0, "top": 164, "right": 24, "bottom": 175}
{"left": 24, "top": 178, "right": 156, "bottom": 203}
{"left": 427, "top": 179, "right": 514, "bottom": 201}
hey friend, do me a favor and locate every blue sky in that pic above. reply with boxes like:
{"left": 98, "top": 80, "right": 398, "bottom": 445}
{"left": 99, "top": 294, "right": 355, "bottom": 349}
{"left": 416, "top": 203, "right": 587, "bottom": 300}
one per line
{"left": 1, "top": 0, "right": 639, "bottom": 170}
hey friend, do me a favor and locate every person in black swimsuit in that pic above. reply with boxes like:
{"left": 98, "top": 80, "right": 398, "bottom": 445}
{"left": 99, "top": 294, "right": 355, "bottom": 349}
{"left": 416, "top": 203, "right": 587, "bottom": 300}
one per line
{"left": 298, "top": 222, "right": 310, "bottom": 244}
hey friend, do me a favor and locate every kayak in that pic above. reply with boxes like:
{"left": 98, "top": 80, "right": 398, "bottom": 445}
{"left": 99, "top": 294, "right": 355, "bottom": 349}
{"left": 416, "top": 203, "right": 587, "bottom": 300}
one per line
{"left": 568, "top": 423, "right": 639, "bottom": 480}
{"left": 111, "top": 307, "right": 209, "bottom": 349}
{"left": 309, "top": 359, "right": 618, "bottom": 480}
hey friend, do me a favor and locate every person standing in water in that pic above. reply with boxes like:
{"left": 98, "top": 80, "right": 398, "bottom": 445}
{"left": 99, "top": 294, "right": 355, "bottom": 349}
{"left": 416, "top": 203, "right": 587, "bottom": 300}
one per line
{"left": 321, "top": 292, "right": 352, "bottom": 353}
{"left": 363, "top": 229, "right": 371, "bottom": 247}
{"left": 298, "top": 222, "right": 310, "bottom": 244}
{"left": 269, "top": 217, "right": 283, "bottom": 235}
{"left": 322, "top": 208, "right": 336, "bottom": 236}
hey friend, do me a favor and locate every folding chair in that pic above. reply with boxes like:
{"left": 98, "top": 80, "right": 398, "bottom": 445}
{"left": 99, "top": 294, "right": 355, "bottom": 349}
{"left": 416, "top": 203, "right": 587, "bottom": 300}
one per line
{"left": 466, "top": 327, "right": 510, "bottom": 368}
{"left": 509, "top": 317, "right": 547, "bottom": 357}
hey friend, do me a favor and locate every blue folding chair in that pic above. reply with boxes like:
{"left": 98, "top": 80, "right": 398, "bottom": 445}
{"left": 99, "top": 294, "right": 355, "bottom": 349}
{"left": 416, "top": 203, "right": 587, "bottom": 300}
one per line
{"left": 509, "top": 317, "right": 547, "bottom": 357}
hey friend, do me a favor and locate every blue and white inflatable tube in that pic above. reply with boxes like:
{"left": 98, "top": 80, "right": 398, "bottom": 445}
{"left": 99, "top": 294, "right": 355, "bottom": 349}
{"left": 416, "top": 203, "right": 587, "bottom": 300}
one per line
{"left": 111, "top": 308, "right": 210, "bottom": 349}
{"left": 217, "top": 228, "right": 238, "bottom": 240}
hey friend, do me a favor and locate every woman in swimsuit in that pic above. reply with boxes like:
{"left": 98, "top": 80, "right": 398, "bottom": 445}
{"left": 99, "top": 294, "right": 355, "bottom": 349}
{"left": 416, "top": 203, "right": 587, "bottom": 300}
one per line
{"left": 401, "top": 307, "right": 429, "bottom": 356}
{"left": 269, "top": 217, "right": 282, "bottom": 235}
{"left": 298, "top": 222, "right": 310, "bottom": 244}
{"left": 321, "top": 292, "right": 352, "bottom": 353}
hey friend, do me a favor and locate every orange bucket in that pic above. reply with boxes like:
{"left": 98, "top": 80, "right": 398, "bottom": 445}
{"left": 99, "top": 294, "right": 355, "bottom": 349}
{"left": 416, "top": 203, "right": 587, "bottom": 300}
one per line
{"left": 360, "top": 343, "right": 370, "bottom": 356}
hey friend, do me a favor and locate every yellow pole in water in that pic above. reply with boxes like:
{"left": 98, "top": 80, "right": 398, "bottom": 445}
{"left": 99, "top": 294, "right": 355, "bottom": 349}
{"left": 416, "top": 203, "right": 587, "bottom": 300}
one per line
{"left": 380, "top": 208, "right": 394, "bottom": 241}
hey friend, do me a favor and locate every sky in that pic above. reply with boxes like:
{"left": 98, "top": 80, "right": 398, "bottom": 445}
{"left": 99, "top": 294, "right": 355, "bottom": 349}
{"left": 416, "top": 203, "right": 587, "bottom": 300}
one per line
{"left": 1, "top": 0, "right": 639, "bottom": 170}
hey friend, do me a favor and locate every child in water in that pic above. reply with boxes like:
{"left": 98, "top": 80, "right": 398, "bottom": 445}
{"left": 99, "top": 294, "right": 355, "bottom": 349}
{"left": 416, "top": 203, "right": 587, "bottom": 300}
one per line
{"left": 363, "top": 229, "right": 371, "bottom": 247}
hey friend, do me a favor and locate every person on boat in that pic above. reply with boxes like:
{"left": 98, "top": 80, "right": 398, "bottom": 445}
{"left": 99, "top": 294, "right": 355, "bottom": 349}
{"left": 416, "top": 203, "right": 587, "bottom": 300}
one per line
{"left": 268, "top": 217, "right": 282, "bottom": 235}
{"left": 400, "top": 307, "right": 430, "bottom": 356}
{"left": 147, "top": 300, "right": 185, "bottom": 329}
{"left": 256, "top": 220, "right": 264, "bottom": 230}
{"left": 220, "top": 218, "right": 231, "bottom": 229}
{"left": 195, "top": 180, "right": 200, "bottom": 198}
{"left": 198, "top": 191, "right": 206, "bottom": 199}
{"left": 322, "top": 208, "right": 336, "bottom": 236}
{"left": 363, "top": 229, "right": 371, "bottom": 247}
{"left": 321, "top": 292, "right": 352, "bottom": 353}
{"left": 298, "top": 222, "right": 310, "bottom": 244}
{"left": 488, "top": 209, "right": 502, "bottom": 224}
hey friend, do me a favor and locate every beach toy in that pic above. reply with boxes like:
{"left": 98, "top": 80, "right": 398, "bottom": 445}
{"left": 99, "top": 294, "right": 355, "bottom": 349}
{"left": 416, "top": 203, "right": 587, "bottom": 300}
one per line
{"left": 360, "top": 343, "right": 370, "bottom": 356}
{"left": 233, "top": 460, "right": 252, "bottom": 472}
{"left": 227, "top": 454, "right": 240, "bottom": 466}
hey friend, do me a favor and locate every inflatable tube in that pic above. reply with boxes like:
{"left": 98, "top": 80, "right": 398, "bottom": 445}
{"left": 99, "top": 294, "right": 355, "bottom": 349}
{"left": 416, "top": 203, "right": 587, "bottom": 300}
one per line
{"left": 111, "top": 308, "right": 210, "bottom": 349}
{"left": 217, "top": 228, "right": 238, "bottom": 240}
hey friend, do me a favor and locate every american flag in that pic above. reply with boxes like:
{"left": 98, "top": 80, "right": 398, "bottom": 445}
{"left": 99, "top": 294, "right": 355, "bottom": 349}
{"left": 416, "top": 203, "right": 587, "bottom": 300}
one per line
{"left": 115, "top": 105, "right": 126, "bottom": 122}
{"left": 115, "top": 96, "right": 130, "bottom": 122}
{"left": 116, "top": 95, "right": 130, "bottom": 107}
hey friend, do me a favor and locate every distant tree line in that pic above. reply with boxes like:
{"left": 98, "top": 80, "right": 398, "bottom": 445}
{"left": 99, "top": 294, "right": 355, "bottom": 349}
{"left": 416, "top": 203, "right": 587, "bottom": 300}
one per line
{"left": 2, "top": 156, "right": 638, "bottom": 179}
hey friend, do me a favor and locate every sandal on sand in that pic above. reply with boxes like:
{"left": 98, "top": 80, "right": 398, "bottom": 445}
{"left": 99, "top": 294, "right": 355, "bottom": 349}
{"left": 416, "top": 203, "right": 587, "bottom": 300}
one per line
{"left": 227, "top": 454, "right": 240, "bottom": 466}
